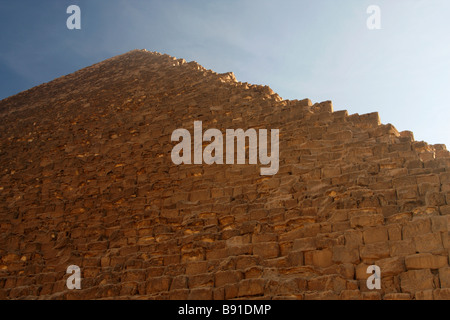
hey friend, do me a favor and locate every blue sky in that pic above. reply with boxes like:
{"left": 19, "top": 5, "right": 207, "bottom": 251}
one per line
{"left": 1, "top": 0, "right": 449, "bottom": 147}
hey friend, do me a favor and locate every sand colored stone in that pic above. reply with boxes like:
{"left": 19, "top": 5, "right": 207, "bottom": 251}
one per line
{"left": 0, "top": 49, "right": 449, "bottom": 300}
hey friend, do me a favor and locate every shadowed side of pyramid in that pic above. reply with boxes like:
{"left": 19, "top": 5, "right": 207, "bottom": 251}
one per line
{"left": 0, "top": 49, "right": 449, "bottom": 300}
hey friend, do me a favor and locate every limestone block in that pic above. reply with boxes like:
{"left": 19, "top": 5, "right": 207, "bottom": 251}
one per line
{"left": 361, "top": 292, "right": 381, "bottom": 300}
{"left": 292, "top": 237, "right": 316, "bottom": 251}
{"left": 304, "top": 249, "right": 333, "bottom": 268}
{"left": 396, "top": 185, "right": 418, "bottom": 200}
{"left": 415, "top": 290, "right": 434, "bottom": 300}
{"left": 170, "top": 276, "right": 188, "bottom": 290}
{"left": 413, "top": 233, "right": 443, "bottom": 253}
{"left": 188, "top": 273, "right": 214, "bottom": 289}
{"left": 387, "top": 224, "right": 402, "bottom": 241}
{"left": 431, "top": 215, "right": 448, "bottom": 232}
{"left": 253, "top": 242, "right": 279, "bottom": 259}
{"left": 363, "top": 226, "right": 388, "bottom": 244}
{"left": 383, "top": 293, "right": 411, "bottom": 300}
{"left": 425, "top": 192, "right": 446, "bottom": 206}
{"left": 188, "top": 287, "right": 213, "bottom": 300}
{"left": 400, "top": 269, "right": 435, "bottom": 293}
{"left": 433, "top": 288, "right": 450, "bottom": 300}
{"left": 339, "top": 290, "right": 362, "bottom": 300}
{"left": 350, "top": 213, "right": 384, "bottom": 228}
{"left": 405, "top": 253, "right": 448, "bottom": 270}
{"left": 146, "top": 276, "right": 172, "bottom": 294}
{"left": 237, "top": 279, "right": 266, "bottom": 297}
{"left": 360, "top": 242, "right": 390, "bottom": 261}
{"left": 439, "top": 267, "right": 450, "bottom": 288}
{"left": 402, "top": 218, "right": 431, "bottom": 239}
{"left": 332, "top": 246, "right": 360, "bottom": 264}
{"left": 377, "top": 257, "right": 406, "bottom": 276}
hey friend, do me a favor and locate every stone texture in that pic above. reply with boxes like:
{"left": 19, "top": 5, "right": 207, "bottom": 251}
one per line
{"left": 439, "top": 267, "right": 450, "bottom": 288}
{"left": 0, "top": 49, "right": 449, "bottom": 300}
{"left": 400, "top": 270, "right": 435, "bottom": 294}
{"left": 405, "top": 254, "right": 448, "bottom": 270}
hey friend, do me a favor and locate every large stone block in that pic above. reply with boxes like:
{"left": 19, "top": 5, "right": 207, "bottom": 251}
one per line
{"left": 188, "top": 287, "right": 213, "bottom": 300}
{"left": 400, "top": 269, "right": 435, "bottom": 294}
{"left": 350, "top": 213, "right": 384, "bottom": 228}
{"left": 237, "top": 279, "right": 266, "bottom": 297}
{"left": 383, "top": 293, "right": 411, "bottom": 300}
{"left": 339, "top": 290, "right": 362, "bottom": 300}
{"left": 396, "top": 185, "right": 418, "bottom": 200}
{"left": 402, "top": 218, "right": 431, "bottom": 239}
{"left": 170, "top": 276, "right": 188, "bottom": 291}
{"left": 344, "top": 230, "right": 363, "bottom": 248}
{"left": 185, "top": 261, "right": 208, "bottom": 275}
{"left": 2, "top": 49, "right": 450, "bottom": 301}
{"left": 387, "top": 224, "right": 402, "bottom": 241}
{"left": 405, "top": 253, "right": 448, "bottom": 270}
{"left": 253, "top": 242, "right": 279, "bottom": 259}
{"left": 292, "top": 237, "right": 316, "bottom": 251}
{"left": 415, "top": 290, "right": 434, "bottom": 300}
{"left": 332, "top": 246, "right": 360, "bottom": 264}
{"left": 425, "top": 192, "right": 446, "bottom": 206}
{"left": 363, "top": 226, "right": 388, "bottom": 244}
{"left": 433, "top": 288, "right": 450, "bottom": 300}
{"left": 431, "top": 215, "right": 449, "bottom": 232}
{"left": 307, "top": 275, "right": 346, "bottom": 293}
{"left": 360, "top": 242, "right": 390, "bottom": 261}
{"left": 414, "top": 233, "right": 443, "bottom": 253}
{"left": 215, "top": 270, "right": 243, "bottom": 287}
{"left": 439, "top": 267, "right": 450, "bottom": 288}
{"left": 188, "top": 273, "right": 214, "bottom": 289}
{"left": 287, "top": 250, "right": 304, "bottom": 266}
{"left": 146, "top": 277, "right": 172, "bottom": 294}
{"left": 304, "top": 249, "right": 333, "bottom": 268}
{"left": 377, "top": 257, "right": 406, "bottom": 276}
{"left": 389, "top": 239, "right": 416, "bottom": 257}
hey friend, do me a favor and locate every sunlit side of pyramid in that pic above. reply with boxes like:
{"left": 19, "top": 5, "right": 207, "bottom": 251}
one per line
{"left": 0, "top": 49, "right": 449, "bottom": 300}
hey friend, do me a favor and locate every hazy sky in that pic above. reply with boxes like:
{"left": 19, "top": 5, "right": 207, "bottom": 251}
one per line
{"left": 1, "top": 0, "right": 449, "bottom": 147}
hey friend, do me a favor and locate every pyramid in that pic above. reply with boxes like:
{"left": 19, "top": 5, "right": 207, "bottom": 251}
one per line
{"left": 0, "top": 49, "right": 449, "bottom": 300}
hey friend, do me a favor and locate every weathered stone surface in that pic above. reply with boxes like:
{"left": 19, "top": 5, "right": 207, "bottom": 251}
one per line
{"left": 377, "top": 257, "right": 406, "bottom": 276}
{"left": 339, "top": 290, "right": 362, "bottom": 300}
{"left": 237, "top": 279, "right": 266, "bottom": 297}
{"left": 253, "top": 242, "right": 280, "bottom": 259}
{"left": 293, "top": 237, "right": 316, "bottom": 251}
{"left": 350, "top": 213, "right": 384, "bottom": 228}
{"left": 304, "top": 249, "right": 333, "bottom": 268}
{"left": 389, "top": 239, "right": 416, "bottom": 257}
{"left": 363, "top": 226, "right": 388, "bottom": 244}
{"left": 402, "top": 218, "right": 431, "bottom": 239}
{"left": 400, "top": 270, "right": 435, "bottom": 293}
{"left": 414, "top": 233, "right": 444, "bottom": 253}
{"left": 439, "top": 267, "right": 450, "bottom": 288}
{"left": 433, "top": 288, "right": 450, "bottom": 300}
{"left": 332, "top": 246, "right": 360, "bottom": 264}
{"left": 415, "top": 290, "right": 434, "bottom": 300}
{"left": 0, "top": 49, "right": 448, "bottom": 300}
{"left": 383, "top": 293, "right": 411, "bottom": 300}
{"left": 360, "top": 242, "right": 390, "bottom": 261}
{"left": 405, "top": 253, "right": 448, "bottom": 270}
{"left": 214, "top": 270, "right": 243, "bottom": 288}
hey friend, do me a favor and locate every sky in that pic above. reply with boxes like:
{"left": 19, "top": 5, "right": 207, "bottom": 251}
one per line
{"left": 0, "top": 0, "right": 449, "bottom": 147}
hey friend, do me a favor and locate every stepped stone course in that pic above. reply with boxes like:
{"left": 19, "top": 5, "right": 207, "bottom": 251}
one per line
{"left": 0, "top": 49, "right": 449, "bottom": 300}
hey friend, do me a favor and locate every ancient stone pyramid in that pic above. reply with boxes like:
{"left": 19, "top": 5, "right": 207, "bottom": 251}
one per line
{"left": 0, "top": 49, "right": 449, "bottom": 300}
